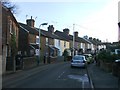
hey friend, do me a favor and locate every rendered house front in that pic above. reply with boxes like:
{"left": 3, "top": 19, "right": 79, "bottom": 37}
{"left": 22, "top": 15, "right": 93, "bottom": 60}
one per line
{"left": 55, "top": 29, "right": 70, "bottom": 56}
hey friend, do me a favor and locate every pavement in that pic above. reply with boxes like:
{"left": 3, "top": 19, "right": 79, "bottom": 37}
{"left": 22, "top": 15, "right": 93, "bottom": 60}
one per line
{"left": 87, "top": 63, "right": 119, "bottom": 89}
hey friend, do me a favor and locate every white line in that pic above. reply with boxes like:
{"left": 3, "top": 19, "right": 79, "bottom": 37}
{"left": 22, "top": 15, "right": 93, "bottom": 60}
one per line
{"left": 58, "top": 71, "right": 65, "bottom": 79}
{"left": 82, "top": 81, "right": 84, "bottom": 90}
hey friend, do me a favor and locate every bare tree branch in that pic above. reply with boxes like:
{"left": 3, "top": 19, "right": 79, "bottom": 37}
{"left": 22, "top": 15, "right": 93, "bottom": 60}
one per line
{"left": 1, "top": 0, "right": 18, "bottom": 14}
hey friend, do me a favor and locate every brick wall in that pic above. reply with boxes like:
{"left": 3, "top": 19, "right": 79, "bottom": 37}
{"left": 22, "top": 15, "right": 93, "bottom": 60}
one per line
{"left": 29, "top": 34, "right": 36, "bottom": 43}
{"left": 23, "top": 56, "right": 37, "bottom": 69}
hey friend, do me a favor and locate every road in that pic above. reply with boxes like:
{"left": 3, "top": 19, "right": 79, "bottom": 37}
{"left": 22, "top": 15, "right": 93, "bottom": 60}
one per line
{"left": 3, "top": 61, "right": 92, "bottom": 88}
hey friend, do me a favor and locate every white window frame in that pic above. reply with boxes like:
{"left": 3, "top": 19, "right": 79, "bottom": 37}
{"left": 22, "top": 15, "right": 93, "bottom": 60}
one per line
{"left": 64, "top": 41, "right": 66, "bottom": 47}
{"left": 9, "top": 20, "right": 13, "bottom": 34}
{"left": 58, "top": 40, "right": 60, "bottom": 46}
{"left": 46, "top": 38, "right": 48, "bottom": 45}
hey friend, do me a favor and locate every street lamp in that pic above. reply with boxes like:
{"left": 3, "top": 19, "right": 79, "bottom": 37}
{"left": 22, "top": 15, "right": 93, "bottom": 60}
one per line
{"left": 39, "top": 23, "right": 48, "bottom": 64}
{"left": 73, "top": 24, "right": 75, "bottom": 57}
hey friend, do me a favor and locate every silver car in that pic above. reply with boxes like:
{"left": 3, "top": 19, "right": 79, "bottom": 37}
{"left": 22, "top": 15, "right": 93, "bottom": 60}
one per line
{"left": 71, "top": 55, "right": 87, "bottom": 68}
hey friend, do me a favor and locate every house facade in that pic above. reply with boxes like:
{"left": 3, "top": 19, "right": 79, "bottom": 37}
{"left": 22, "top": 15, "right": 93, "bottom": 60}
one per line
{"left": 0, "top": 4, "right": 2, "bottom": 69}
{"left": 18, "top": 17, "right": 39, "bottom": 57}
{"left": 40, "top": 25, "right": 60, "bottom": 58}
{"left": 2, "top": 5, "right": 19, "bottom": 73}
{"left": 54, "top": 36, "right": 69, "bottom": 56}
{"left": 55, "top": 29, "right": 71, "bottom": 56}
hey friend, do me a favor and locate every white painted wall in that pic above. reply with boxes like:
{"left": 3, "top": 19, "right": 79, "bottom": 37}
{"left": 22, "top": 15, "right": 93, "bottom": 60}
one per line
{"left": 54, "top": 39, "right": 70, "bottom": 56}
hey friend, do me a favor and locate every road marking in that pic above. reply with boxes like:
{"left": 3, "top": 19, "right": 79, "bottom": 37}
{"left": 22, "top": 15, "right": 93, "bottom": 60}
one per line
{"left": 58, "top": 71, "right": 65, "bottom": 79}
{"left": 82, "top": 81, "right": 84, "bottom": 90}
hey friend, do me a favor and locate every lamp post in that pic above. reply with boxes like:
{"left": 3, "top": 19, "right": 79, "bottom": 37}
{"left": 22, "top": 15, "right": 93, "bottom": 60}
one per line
{"left": 39, "top": 23, "right": 48, "bottom": 64}
{"left": 73, "top": 24, "right": 75, "bottom": 57}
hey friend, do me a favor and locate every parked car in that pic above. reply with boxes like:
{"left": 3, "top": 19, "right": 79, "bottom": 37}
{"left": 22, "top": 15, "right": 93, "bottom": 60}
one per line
{"left": 71, "top": 55, "right": 87, "bottom": 68}
{"left": 84, "top": 54, "right": 94, "bottom": 64}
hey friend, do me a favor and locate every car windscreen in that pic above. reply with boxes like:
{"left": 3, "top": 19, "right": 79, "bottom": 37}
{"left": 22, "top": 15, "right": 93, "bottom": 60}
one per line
{"left": 73, "top": 56, "right": 84, "bottom": 60}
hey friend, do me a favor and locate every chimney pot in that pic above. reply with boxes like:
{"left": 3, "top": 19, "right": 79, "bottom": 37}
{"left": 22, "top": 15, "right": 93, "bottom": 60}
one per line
{"left": 63, "top": 28, "right": 70, "bottom": 35}
{"left": 74, "top": 31, "right": 78, "bottom": 38}
{"left": 26, "top": 16, "right": 35, "bottom": 28}
{"left": 48, "top": 25, "right": 54, "bottom": 34}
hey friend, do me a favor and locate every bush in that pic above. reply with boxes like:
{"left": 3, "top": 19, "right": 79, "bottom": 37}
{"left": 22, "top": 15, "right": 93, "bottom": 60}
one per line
{"left": 97, "top": 50, "right": 120, "bottom": 63}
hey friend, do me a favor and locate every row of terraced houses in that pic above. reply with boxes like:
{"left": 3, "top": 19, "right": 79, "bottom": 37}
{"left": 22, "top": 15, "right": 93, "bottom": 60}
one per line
{"left": 1, "top": 4, "right": 107, "bottom": 74}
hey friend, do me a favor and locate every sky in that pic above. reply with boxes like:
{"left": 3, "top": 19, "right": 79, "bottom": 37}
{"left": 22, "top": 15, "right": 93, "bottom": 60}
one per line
{"left": 11, "top": 0, "right": 119, "bottom": 43}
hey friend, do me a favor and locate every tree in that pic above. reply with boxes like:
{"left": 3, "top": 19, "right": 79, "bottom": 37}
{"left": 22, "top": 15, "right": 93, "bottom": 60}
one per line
{"left": 1, "top": 0, "right": 17, "bottom": 14}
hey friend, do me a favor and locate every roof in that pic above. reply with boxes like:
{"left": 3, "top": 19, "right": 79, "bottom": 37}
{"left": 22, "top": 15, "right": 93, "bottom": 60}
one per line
{"left": 82, "top": 38, "right": 92, "bottom": 44}
{"left": 88, "top": 38, "right": 102, "bottom": 45}
{"left": 55, "top": 30, "right": 89, "bottom": 43}
{"left": 19, "top": 23, "right": 39, "bottom": 35}
{"left": 36, "top": 28, "right": 61, "bottom": 39}
{"left": 41, "top": 29, "right": 60, "bottom": 39}
{"left": 48, "top": 45, "right": 59, "bottom": 50}
{"left": 55, "top": 30, "right": 73, "bottom": 41}
{"left": 30, "top": 43, "right": 39, "bottom": 49}
{"left": 75, "top": 37, "right": 90, "bottom": 43}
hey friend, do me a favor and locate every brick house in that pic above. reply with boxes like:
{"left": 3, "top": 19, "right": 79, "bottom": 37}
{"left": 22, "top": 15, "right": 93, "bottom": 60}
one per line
{"left": 34, "top": 25, "right": 65, "bottom": 63}
{"left": 39, "top": 25, "right": 60, "bottom": 60}
{"left": 2, "top": 5, "right": 19, "bottom": 73}
{"left": 87, "top": 37, "right": 105, "bottom": 54}
{"left": 18, "top": 17, "right": 40, "bottom": 57}
{"left": 73, "top": 31, "right": 92, "bottom": 54}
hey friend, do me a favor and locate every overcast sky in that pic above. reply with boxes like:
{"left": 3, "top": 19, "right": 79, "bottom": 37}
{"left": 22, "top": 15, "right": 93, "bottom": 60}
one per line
{"left": 12, "top": 0, "right": 119, "bottom": 42}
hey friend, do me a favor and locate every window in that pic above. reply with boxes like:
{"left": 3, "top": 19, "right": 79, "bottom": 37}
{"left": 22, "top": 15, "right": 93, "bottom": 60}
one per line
{"left": 9, "top": 20, "right": 13, "bottom": 34}
{"left": 36, "top": 36, "right": 39, "bottom": 44}
{"left": 14, "top": 25, "right": 17, "bottom": 36}
{"left": 46, "top": 38, "right": 48, "bottom": 45}
{"left": 58, "top": 40, "right": 60, "bottom": 46}
{"left": 64, "top": 41, "right": 66, "bottom": 47}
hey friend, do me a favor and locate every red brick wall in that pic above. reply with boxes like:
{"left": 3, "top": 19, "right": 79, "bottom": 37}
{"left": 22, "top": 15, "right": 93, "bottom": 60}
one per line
{"left": 0, "top": 4, "right": 2, "bottom": 55}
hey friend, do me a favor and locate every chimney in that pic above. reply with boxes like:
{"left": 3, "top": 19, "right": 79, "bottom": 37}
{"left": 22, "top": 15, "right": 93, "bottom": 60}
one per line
{"left": 89, "top": 37, "right": 92, "bottom": 40}
{"left": 83, "top": 35, "right": 88, "bottom": 39}
{"left": 63, "top": 28, "right": 69, "bottom": 35}
{"left": 48, "top": 25, "right": 54, "bottom": 34}
{"left": 74, "top": 31, "right": 78, "bottom": 38}
{"left": 26, "top": 16, "right": 35, "bottom": 28}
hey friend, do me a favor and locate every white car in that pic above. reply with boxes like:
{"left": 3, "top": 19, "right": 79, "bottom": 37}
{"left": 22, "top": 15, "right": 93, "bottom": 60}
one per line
{"left": 71, "top": 55, "right": 87, "bottom": 68}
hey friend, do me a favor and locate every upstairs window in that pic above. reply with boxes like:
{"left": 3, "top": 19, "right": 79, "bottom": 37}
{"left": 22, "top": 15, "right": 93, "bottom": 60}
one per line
{"left": 46, "top": 38, "right": 48, "bottom": 45}
{"left": 58, "top": 40, "right": 60, "bottom": 46}
{"left": 9, "top": 20, "right": 13, "bottom": 34}
{"left": 64, "top": 41, "right": 66, "bottom": 47}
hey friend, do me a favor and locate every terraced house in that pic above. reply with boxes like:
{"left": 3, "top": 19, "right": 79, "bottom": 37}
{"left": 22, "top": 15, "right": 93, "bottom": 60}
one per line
{"left": 1, "top": 5, "right": 107, "bottom": 73}
{"left": 2, "top": 4, "right": 19, "bottom": 73}
{"left": 18, "top": 17, "right": 70, "bottom": 63}
{"left": 55, "top": 29, "right": 92, "bottom": 55}
{"left": 18, "top": 17, "right": 39, "bottom": 57}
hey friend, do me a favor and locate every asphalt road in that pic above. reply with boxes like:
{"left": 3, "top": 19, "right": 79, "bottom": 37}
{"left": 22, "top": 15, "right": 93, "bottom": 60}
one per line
{"left": 3, "top": 62, "right": 91, "bottom": 88}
